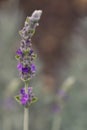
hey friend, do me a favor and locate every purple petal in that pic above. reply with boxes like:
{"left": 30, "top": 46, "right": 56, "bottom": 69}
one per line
{"left": 21, "top": 98, "right": 28, "bottom": 105}
{"left": 22, "top": 67, "right": 30, "bottom": 73}
{"left": 16, "top": 49, "right": 22, "bottom": 56}
{"left": 20, "top": 88, "right": 25, "bottom": 95}
{"left": 28, "top": 87, "right": 32, "bottom": 94}
{"left": 26, "top": 39, "right": 31, "bottom": 44}
{"left": 31, "top": 64, "right": 36, "bottom": 72}
{"left": 20, "top": 94, "right": 29, "bottom": 105}
{"left": 17, "top": 63, "right": 22, "bottom": 71}
{"left": 29, "top": 49, "right": 33, "bottom": 55}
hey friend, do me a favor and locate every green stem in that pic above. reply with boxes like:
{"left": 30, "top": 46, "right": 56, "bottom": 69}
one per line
{"left": 24, "top": 107, "right": 29, "bottom": 130}
{"left": 52, "top": 111, "right": 62, "bottom": 130}
{"left": 24, "top": 81, "right": 29, "bottom": 130}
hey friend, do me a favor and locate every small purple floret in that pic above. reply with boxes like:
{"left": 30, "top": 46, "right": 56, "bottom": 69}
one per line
{"left": 20, "top": 88, "right": 25, "bottom": 95}
{"left": 28, "top": 87, "right": 32, "bottom": 93}
{"left": 16, "top": 49, "right": 22, "bottom": 56}
{"left": 22, "top": 67, "right": 30, "bottom": 73}
{"left": 20, "top": 87, "right": 34, "bottom": 106}
{"left": 21, "top": 94, "right": 29, "bottom": 105}
{"left": 31, "top": 64, "right": 36, "bottom": 72}
{"left": 17, "top": 63, "right": 31, "bottom": 74}
{"left": 26, "top": 39, "right": 31, "bottom": 44}
{"left": 29, "top": 50, "right": 33, "bottom": 55}
{"left": 17, "top": 63, "right": 22, "bottom": 71}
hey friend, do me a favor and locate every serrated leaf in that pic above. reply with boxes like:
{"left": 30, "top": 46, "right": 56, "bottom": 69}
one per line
{"left": 15, "top": 95, "right": 21, "bottom": 103}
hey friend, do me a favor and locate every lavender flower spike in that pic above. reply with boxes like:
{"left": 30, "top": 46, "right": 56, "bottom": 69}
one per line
{"left": 16, "top": 10, "right": 42, "bottom": 81}
{"left": 15, "top": 10, "right": 42, "bottom": 130}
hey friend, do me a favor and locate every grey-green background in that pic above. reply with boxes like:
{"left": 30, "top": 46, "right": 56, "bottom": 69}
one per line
{"left": 0, "top": 0, "right": 87, "bottom": 130}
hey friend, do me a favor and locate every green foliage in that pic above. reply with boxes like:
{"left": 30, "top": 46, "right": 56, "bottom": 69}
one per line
{"left": 15, "top": 55, "right": 20, "bottom": 60}
{"left": 31, "top": 97, "right": 38, "bottom": 103}
{"left": 15, "top": 95, "right": 20, "bottom": 103}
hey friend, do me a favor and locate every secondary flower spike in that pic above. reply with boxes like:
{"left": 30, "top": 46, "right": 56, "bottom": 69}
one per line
{"left": 20, "top": 87, "right": 37, "bottom": 106}
{"left": 16, "top": 10, "right": 42, "bottom": 81}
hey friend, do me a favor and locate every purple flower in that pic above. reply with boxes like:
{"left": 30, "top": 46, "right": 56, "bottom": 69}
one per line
{"left": 20, "top": 87, "right": 34, "bottom": 106}
{"left": 31, "top": 64, "right": 36, "bottom": 72}
{"left": 28, "top": 87, "right": 32, "bottom": 93}
{"left": 26, "top": 39, "right": 31, "bottom": 44}
{"left": 20, "top": 88, "right": 25, "bottom": 95}
{"left": 22, "top": 67, "right": 30, "bottom": 73}
{"left": 20, "top": 94, "right": 29, "bottom": 105}
{"left": 16, "top": 49, "right": 22, "bottom": 56}
{"left": 17, "top": 63, "right": 31, "bottom": 74}
{"left": 16, "top": 10, "right": 42, "bottom": 81}
{"left": 29, "top": 49, "right": 33, "bottom": 55}
{"left": 17, "top": 63, "right": 22, "bottom": 71}
{"left": 15, "top": 10, "right": 42, "bottom": 107}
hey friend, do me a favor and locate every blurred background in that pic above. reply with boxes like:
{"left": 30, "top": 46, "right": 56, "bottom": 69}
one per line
{"left": 0, "top": 0, "right": 87, "bottom": 130}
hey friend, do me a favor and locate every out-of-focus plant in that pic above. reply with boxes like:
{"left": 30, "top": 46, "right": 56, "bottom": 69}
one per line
{"left": 15, "top": 10, "right": 42, "bottom": 130}
{"left": 52, "top": 77, "right": 76, "bottom": 130}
